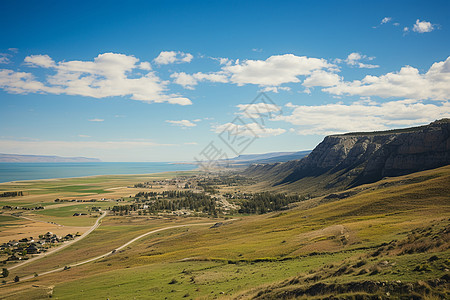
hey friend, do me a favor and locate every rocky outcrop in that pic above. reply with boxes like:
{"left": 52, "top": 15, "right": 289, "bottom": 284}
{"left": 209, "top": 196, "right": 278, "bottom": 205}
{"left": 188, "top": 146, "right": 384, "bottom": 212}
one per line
{"left": 245, "top": 119, "right": 450, "bottom": 189}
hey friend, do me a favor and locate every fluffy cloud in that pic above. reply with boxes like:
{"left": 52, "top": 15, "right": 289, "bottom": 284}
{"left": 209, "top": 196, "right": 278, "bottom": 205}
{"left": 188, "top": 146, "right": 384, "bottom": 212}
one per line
{"left": 172, "top": 54, "right": 334, "bottom": 91}
{"left": 24, "top": 54, "right": 55, "bottom": 68}
{"left": 223, "top": 54, "right": 333, "bottom": 86}
{"left": 0, "top": 53, "right": 192, "bottom": 105}
{"left": 381, "top": 17, "right": 392, "bottom": 24}
{"left": 171, "top": 71, "right": 228, "bottom": 89}
{"left": 275, "top": 100, "right": 450, "bottom": 135}
{"left": 324, "top": 56, "right": 450, "bottom": 101}
{"left": 343, "top": 52, "right": 379, "bottom": 69}
{"left": 154, "top": 51, "right": 193, "bottom": 65}
{"left": 303, "top": 70, "right": 342, "bottom": 87}
{"left": 166, "top": 119, "right": 197, "bottom": 128}
{"left": 412, "top": 19, "right": 435, "bottom": 33}
{"left": 214, "top": 122, "right": 286, "bottom": 137}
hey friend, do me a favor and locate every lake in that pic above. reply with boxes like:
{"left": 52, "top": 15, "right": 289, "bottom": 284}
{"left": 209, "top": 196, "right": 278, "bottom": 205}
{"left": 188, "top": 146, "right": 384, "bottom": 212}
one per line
{"left": 0, "top": 162, "right": 197, "bottom": 183}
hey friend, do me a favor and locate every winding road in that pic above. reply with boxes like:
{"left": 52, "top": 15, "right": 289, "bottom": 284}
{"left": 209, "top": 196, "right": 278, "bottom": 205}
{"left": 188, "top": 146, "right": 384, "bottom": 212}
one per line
{"left": 9, "top": 211, "right": 107, "bottom": 271}
{"left": 16, "top": 219, "right": 221, "bottom": 281}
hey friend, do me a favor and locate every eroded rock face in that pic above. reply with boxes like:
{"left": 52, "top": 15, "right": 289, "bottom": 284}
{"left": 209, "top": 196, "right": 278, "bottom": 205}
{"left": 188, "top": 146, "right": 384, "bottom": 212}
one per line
{"left": 246, "top": 119, "right": 450, "bottom": 188}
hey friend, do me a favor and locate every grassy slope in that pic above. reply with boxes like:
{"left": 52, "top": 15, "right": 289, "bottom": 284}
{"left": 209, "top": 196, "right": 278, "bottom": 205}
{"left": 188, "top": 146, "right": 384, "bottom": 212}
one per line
{"left": 0, "top": 166, "right": 449, "bottom": 299}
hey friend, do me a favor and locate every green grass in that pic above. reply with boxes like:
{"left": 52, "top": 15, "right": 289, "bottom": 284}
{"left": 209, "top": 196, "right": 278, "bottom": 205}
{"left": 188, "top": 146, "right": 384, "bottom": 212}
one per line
{"left": 52, "top": 252, "right": 355, "bottom": 299}
{"left": 1, "top": 167, "right": 449, "bottom": 299}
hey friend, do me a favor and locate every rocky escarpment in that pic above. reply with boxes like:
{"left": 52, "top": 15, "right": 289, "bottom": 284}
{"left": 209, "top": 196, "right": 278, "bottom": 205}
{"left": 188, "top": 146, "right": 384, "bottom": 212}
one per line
{"left": 244, "top": 119, "right": 450, "bottom": 190}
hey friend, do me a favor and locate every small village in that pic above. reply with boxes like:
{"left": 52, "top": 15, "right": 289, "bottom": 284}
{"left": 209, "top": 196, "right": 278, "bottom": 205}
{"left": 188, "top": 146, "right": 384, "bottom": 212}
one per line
{"left": 0, "top": 232, "right": 78, "bottom": 264}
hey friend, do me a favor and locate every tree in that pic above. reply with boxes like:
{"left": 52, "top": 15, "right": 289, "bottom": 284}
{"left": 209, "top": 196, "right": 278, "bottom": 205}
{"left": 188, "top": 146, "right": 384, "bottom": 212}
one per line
{"left": 1, "top": 268, "right": 8, "bottom": 278}
{"left": 14, "top": 275, "right": 19, "bottom": 282}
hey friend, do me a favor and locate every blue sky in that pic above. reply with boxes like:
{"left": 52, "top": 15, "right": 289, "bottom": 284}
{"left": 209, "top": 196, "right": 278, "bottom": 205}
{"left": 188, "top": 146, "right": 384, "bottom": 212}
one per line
{"left": 0, "top": 0, "right": 449, "bottom": 161}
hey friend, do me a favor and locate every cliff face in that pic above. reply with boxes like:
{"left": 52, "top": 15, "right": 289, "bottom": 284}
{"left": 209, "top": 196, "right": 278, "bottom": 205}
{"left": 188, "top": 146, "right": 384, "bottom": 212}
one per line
{"left": 245, "top": 119, "right": 450, "bottom": 189}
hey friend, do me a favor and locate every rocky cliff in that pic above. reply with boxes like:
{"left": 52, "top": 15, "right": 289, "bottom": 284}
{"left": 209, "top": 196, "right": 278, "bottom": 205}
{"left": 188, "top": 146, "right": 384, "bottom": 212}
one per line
{"left": 244, "top": 119, "right": 450, "bottom": 191}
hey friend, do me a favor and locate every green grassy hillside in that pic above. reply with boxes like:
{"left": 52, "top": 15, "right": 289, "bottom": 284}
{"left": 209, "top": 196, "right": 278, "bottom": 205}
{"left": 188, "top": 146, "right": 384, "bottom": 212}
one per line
{"left": 0, "top": 166, "right": 449, "bottom": 299}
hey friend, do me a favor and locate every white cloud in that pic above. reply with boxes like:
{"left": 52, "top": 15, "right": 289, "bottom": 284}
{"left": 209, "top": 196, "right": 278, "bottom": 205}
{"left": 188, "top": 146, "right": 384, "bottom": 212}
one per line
{"left": 78, "top": 134, "right": 91, "bottom": 138}
{"left": 303, "top": 70, "right": 342, "bottom": 87}
{"left": 381, "top": 17, "right": 392, "bottom": 24}
{"left": 412, "top": 19, "right": 435, "bottom": 33}
{"left": 275, "top": 100, "right": 450, "bottom": 135}
{"left": 184, "top": 142, "right": 198, "bottom": 145}
{"left": 166, "top": 119, "right": 197, "bottom": 128}
{"left": 223, "top": 54, "right": 333, "bottom": 87}
{"left": 324, "top": 56, "right": 450, "bottom": 101}
{"left": 173, "top": 54, "right": 336, "bottom": 91}
{"left": 261, "top": 86, "right": 291, "bottom": 93}
{"left": 89, "top": 118, "right": 104, "bottom": 122}
{"left": 0, "top": 53, "right": 192, "bottom": 105}
{"left": 344, "top": 52, "right": 379, "bottom": 69}
{"left": 214, "top": 122, "right": 286, "bottom": 137}
{"left": 24, "top": 54, "right": 55, "bottom": 68}
{"left": 154, "top": 51, "right": 193, "bottom": 65}
{"left": 171, "top": 71, "right": 228, "bottom": 89}
{"left": 403, "top": 27, "right": 409, "bottom": 33}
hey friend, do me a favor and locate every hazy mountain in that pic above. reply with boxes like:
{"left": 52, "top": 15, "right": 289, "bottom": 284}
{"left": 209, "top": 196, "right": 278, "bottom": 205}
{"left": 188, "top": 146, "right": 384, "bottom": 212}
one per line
{"left": 0, "top": 153, "right": 102, "bottom": 163}
{"left": 220, "top": 150, "right": 311, "bottom": 166}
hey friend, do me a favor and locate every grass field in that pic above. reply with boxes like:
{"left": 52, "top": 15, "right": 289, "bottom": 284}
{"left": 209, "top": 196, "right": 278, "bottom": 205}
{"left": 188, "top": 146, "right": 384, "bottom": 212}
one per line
{"left": 0, "top": 167, "right": 448, "bottom": 299}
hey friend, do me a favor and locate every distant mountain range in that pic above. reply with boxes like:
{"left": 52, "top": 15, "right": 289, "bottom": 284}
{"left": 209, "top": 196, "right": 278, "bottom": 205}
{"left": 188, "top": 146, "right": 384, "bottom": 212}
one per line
{"left": 244, "top": 119, "right": 450, "bottom": 195}
{"left": 0, "top": 153, "right": 101, "bottom": 163}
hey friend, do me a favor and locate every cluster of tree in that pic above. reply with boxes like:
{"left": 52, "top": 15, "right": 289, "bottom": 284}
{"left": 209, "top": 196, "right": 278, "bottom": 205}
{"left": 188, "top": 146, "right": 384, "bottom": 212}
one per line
{"left": 112, "top": 191, "right": 219, "bottom": 216}
{"left": 237, "top": 192, "right": 304, "bottom": 214}
{"left": 145, "top": 197, "right": 217, "bottom": 215}
{"left": 0, "top": 191, "right": 23, "bottom": 197}
{"left": 134, "top": 182, "right": 151, "bottom": 188}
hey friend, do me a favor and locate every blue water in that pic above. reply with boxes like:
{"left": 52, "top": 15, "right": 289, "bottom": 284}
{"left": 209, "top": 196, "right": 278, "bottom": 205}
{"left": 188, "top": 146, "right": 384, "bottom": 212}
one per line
{"left": 0, "top": 162, "right": 197, "bottom": 183}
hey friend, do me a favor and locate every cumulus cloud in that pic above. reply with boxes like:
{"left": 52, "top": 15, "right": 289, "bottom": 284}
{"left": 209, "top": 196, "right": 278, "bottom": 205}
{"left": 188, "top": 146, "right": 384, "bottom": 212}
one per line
{"left": 154, "top": 51, "right": 193, "bottom": 65}
{"left": 173, "top": 54, "right": 335, "bottom": 91}
{"left": 323, "top": 56, "right": 450, "bottom": 100}
{"left": 0, "top": 53, "right": 192, "bottom": 105}
{"left": 214, "top": 122, "right": 286, "bottom": 137}
{"left": 223, "top": 54, "right": 333, "bottom": 87}
{"left": 275, "top": 100, "right": 450, "bottom": 135}
{"left": 303, "top": 70, "right": 342, "bottom": 87}
{"left": 171, "top": 71, "right": 228, "bottom": 89}
{"left": 344, "top": 52, "right": 379, "bottom": 69}
{"left": 166, "top": 119, "right": 197, "bottom": 128}
{"left": 412, "top": 19, "right": 435, "bottom": 33}
{"left": 24, "top": 54, "right": 55, "bottom": 68}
